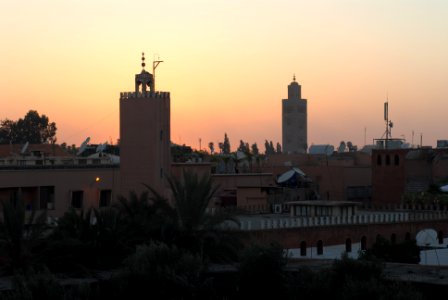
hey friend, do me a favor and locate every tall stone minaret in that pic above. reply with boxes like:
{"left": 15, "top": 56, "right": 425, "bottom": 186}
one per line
{"left": 282, "top": 75, "right": 307, "bottom": 154}
{"left": 119, "top": 53, "right": 171, "bottom": 197}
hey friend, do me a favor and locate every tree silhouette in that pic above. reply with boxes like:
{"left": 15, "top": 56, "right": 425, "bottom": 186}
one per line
{"left": 0, "top": 110, "right": 57, "bottom": 144}
{"left": 146, "top": 171, "right": 241, "bottom": 262}
{"left": 223, "top": 133, "right": 231, "bottom": 154}
{"left": 276, "top": 142, "right": 282, "bottom": 154}
{"left": 0, "top": 196, "right": 47, "bottom": 272}
{"left": 208, "top": 142, "right": 214, "bottom": 154}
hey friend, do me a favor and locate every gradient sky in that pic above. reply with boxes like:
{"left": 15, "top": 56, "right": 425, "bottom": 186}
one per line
{"left": 1, "top": 0, "right": 447, "bottom": 151}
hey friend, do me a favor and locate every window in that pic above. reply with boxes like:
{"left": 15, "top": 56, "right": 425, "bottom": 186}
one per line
{"left": 394, "top": 154, "right": 399, "bottom": 166}
{"left": 361, "top": 236, "right": 367, "bottom": 251}
{"left": 345, "top": 238, "right": 352, "bottom": 253}
{"left": 40, "top": 186, "right": 55, "bottom": 210}
{"left": 317, "top": 240, "right": 323, "bottom": 255}
{"left": 22, "top": 187, "right": 38, "bottom": 211}
{"left": 71, "top": 191, "right": 84, "bottom": 209}
{"left": 386, "top": 155, "right": 391, "bottom": 166}
{"left": 300, "top": 241, "right": 307, "bottom": 256}
{"left": 377, "top": 155, "right": 382, "bottom": 166}
{"left": 99, "top": 190, "right": 112, "bottom": 208}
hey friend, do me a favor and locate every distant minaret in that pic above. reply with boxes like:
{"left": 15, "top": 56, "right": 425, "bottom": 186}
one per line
{"left": 119, "top": 53, "right": 171, "bottom": 197}
{"left": 282, "top": 75, "right": 307, "bottom": 154}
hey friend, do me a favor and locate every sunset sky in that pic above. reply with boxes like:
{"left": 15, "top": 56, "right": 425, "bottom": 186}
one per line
{"left": 1, "top": 0, "right": 447, "bottom": 151}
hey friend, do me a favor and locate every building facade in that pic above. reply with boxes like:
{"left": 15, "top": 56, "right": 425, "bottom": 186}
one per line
{"left": 0, "top": 144, "right": 119, "bottom": 221}
{"left": 119, "top": 54, "right": 171, "bottom": 197}
{"left": 282, "top": 76, "right": 307, "bottom": 154}
{"left": 372, "top": 148, "right": 448, "bottom": 205}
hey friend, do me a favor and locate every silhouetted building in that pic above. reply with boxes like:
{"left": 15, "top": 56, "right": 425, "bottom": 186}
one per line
{"left": 282, "top": 76, "right": 307, "bottom": 154}
{"left": 119, "top": 53, "right": 171, "bottom": 197}
{"left": 372, "top": 148, "right": 448, "bottom": 205}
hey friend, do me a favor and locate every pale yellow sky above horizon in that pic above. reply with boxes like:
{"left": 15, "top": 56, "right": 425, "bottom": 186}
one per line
{"left": 1, "top": 0, "right": 447, "bottom": 151}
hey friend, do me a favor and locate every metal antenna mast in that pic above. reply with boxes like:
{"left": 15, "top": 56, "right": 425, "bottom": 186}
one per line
{"left": 384, "top": 98, "right": 393, "bottom": 149}
{"left": 153, "top": 55, "right": 163, "bottom": 91}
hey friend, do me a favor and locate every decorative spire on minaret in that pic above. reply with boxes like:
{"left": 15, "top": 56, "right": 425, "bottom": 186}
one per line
{"left": 141, "top": 52, "right": 146, "bottom": 70}
{"left": 288, "top": 74, "right": 301, "bottom": 100}
{"left": 135, "top": 52, "right": 154, "bottom": 93}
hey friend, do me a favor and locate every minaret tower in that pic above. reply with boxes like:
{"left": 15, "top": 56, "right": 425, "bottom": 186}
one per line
{"left": 282, "top": 75, "right": 307, "bottom": 154}
{"left": 119, "top": 53, "right": 171, "bottom": 197}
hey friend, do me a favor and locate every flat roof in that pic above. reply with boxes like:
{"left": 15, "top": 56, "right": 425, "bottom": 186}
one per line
{"left": 286, "top": 200, "right": 362, "bottom": 206}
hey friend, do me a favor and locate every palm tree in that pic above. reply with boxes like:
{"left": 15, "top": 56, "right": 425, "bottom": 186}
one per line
{"left": 0, "top": 196, "right": 47, "bottom": 272}
{"left": 115, "top": 190, "right": 177, "bottom": 247}
{"left": 167, "top": 171, "right": 219, "bottom": 232}
{"left": 147, "top": 170, "right": 242, "bottom": 263}
{"left": 42, "top": 206, "right": 133, "bottom": 271}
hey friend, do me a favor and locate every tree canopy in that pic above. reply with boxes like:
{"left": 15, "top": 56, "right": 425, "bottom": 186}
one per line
{"left": 0, "top": 110, "right": 57, "bottom": 144}
{"left": 223, "top": 133, "right": 231, "bottom": 154}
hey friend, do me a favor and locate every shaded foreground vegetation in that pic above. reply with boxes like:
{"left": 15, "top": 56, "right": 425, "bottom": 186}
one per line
{"left": 1, "top": 243, "right": 431, "bottom": 300}
{"left": 0, "top": 171, "right": 437, "bottom": 299}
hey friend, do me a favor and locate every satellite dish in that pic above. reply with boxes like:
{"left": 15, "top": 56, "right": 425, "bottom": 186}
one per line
{"left": 277, "top": 169, "right": 296, "bottom": 184}
{"left": 21, "top": 141, "right": 29, "bottom": 154}
{"left": 77, "top": 137, "right": 90, "bottom": 156}
{"left": 416, "top": 229, "right": 438, "bottom": 247}
{"left": 401, "top": 143, "right": 411, "bottom": 149}
{"left": 440, "top": 185, "right": 448, "bottom": 193}
{"left": 338, "top": 141, "right": 346, "bottom": 153}
{"left": 96, "top": 142, "right": 108, "bottom": 153}
{"left": 292, "top": 167, "right": 306, "bottom": 177}
{"left": 277, "top": 168, "right": 306, "bottom": 184}
{"left": 236, "top": 151, "right": 246, "bottom": 160}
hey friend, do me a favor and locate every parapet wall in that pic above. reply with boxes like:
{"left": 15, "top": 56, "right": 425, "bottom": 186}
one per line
{"left": 120, "top": 91, "right": 170, "bottom": 99}
{"left": 237, "top": 211, "right": 448, "bottom": 231}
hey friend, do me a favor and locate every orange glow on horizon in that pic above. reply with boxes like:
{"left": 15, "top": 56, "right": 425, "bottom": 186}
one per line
{"left": 1, "top": 1, "right": 448, "bottom": 151}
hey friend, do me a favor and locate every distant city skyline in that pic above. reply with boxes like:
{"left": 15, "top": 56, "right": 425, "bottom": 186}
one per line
{"left": 1, "top": 1, "right": 447, "bottom": 150}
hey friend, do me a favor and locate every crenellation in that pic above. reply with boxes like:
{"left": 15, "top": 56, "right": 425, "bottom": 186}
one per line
{"left": 120, "top": 91, "right": 170, "bottom": 100}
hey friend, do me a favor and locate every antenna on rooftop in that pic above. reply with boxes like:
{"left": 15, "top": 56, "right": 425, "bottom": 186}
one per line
{"left": 21, "top": 141, "right": 29, "bottom": 154}
{"left": 77, "top": 137, "right": 90, "bottom": 156}
{"left": 383, "top": 98, "right": 393, "bottom": 148}
{"left": 364, "top": 127, "right": 367, "bottom": 146}
{"left": 153, "top": 54, "right": 163, "bottom": 91}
